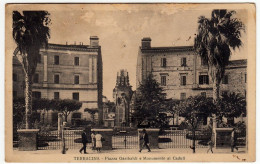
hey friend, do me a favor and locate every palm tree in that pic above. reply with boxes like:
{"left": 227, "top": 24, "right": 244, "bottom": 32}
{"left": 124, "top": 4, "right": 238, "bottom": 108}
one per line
{"left": 13, "top": 11, "right": 51, "bottom": 129}
{"left": 194, "top": 9, "right": 245, "bottom": 128}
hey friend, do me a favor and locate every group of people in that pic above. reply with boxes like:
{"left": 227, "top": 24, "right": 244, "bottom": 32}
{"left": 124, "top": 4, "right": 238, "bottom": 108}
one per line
{"left": 79, "top": 128, "right": 152, "bottom": 154}
{"left": 79, "top": 129, "right": 103, "bottom": 154}
{"left": 79, "top": 128, "right": 239, "bottom": 154}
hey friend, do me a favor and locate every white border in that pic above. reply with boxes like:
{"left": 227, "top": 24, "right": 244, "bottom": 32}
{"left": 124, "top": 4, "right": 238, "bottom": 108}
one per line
{"left": 0, "top": 1, "right": 258, "bottom": 164}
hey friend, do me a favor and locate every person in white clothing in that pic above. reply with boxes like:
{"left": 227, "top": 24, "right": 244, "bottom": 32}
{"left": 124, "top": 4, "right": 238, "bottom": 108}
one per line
{"left": 95, "top": 132, "right": 103, "bottom": 152}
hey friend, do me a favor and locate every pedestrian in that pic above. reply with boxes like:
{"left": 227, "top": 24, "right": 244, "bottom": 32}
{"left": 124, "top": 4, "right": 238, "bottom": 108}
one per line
{"left": 95, "top": 131, "right": 103, "bottom": 153}
{"left": 139, "top": 129, "right": 151, "bottom": 152}
{"left": 91, "top": 131, "right": 96, "bottom": 150}
{"left": 79, "top": 128, "right": 88, "bottom": 154}
{"left": 231, "top": 130, "right": 239, "bottom": 152}
{"left": 207, "top": 140, "right": 214, "bottom": 153}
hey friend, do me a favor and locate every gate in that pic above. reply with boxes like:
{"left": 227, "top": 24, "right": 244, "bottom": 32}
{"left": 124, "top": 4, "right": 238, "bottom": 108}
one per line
{"left": 158, "top": 130, "right": 212, "bottom": 149}
{"left": 112, "top": 130, "right": 139, "bottom": 149}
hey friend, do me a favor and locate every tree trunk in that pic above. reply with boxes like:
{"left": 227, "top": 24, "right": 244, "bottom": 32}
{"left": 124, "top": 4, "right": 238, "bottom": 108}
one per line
{"left": 192, "top": 130, "right": 196, "bottom": 153}
{"left": 212, "top": 79, "right": 220, "bottom": 130}
{"left": 64, "top": 114, "right": 68, "bottom": 122}
{"left": 24, "top": 73, "right": 32, "bottom": 129}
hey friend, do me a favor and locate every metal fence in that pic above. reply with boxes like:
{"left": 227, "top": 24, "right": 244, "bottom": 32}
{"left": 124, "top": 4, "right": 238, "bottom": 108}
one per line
{"left": 235, "top": 131, "right": 246, "bottom": 147}
{"left": 158, "top": 130, "right": 212, "bottom": 149}
{"left": 37, "top": 130, "right": 85, "bottom": 150}
{"left": 112, "top": 133, "right": 139, "bottom": 149}
{"left": 15, "top": 129, "right": 245, "bottom": 150}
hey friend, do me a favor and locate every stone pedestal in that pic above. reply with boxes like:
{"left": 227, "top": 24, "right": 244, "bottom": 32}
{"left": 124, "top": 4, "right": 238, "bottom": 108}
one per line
{"left": 91, "top": 129, "right": 113, "bottom": 150}
{"left": 17, "top": 129, "right": 39, "bottom": 151}
{"left": 214, "top": 128, "right": 234, "bottom": 148}
{"left": 138, "top": 129, "right": 159, "bottom": 149}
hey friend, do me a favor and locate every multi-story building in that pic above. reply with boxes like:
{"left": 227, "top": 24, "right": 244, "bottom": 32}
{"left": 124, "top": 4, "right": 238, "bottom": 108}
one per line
{"left": 137, "top": 37, "right": 247, "bottom": 100}
{"left": 113, "top": 69, "right": 133, "bottom": 127}
{"left": 136, "top": 37, "right": 247, "bottom": 126}
{"left": 13, "top": 36, "right": 103, "bottom": 124}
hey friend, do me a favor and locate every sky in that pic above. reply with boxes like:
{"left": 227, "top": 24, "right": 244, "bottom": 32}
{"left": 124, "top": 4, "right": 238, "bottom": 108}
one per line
{"left": 19, "top": 4, "right": 249, "bottom": 101}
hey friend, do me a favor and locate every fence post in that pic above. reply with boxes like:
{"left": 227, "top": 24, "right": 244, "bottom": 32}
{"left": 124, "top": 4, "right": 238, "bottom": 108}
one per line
{"left": 92, "top": 129, "right": 113, "bottom": 150}
{"left": 17, "top": 129, "right": 39, "bottom": 151}
{"left": 58, "top": 113, "right": 63, "bottom": 139}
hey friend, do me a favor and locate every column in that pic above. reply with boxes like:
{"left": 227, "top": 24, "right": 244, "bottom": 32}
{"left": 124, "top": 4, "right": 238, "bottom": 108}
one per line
{"left": 43, "top": 54, "right": 48, "bottom": 82}
{"left": 89, "top": 56, "right": 93, "bottom": 83}
{"left": 93, "top": 57, "right": 97, "bottom": 83}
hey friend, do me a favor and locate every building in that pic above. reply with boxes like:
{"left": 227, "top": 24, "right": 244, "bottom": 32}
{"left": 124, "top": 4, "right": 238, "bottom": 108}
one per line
{"left": 102, "top": 96, "right": 116, "bottom": 127}
{"left": 136, "top": 37, "right": 247, "bottom": 125}
{"left": 113, "top": 69, "right": 133, "bottom": 127}
{"left": 137, "top": 37, "right": 247, "bottom": 100}
{"left": 13, "top": 36, "right": 103, "bottom": 124}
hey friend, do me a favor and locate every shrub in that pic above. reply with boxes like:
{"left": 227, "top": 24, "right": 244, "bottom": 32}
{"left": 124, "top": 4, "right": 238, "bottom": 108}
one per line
{"left": 178, "top": 121, "right": 189, "bottom": 130}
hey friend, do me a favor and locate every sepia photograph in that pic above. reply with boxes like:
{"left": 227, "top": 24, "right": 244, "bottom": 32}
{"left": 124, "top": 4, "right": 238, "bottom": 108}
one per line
{"left": 5, "top": 3, "right": 256, "bottom": 162}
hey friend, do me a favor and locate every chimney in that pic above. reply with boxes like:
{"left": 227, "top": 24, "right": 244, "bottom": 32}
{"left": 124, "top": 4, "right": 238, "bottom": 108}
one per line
{"left": 141, "top": 37, "right": 151, "bottom": 49}
{"left": 90, "top": 36, "right": 99, "bottom": 47}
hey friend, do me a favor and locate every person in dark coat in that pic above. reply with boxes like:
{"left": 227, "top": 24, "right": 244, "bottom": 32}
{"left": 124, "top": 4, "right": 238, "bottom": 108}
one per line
{"left": 139, "top": 129, "right": 151, "bottom": 152}
{"left": 79, "top": 128, "right": 88, "bottom": 154}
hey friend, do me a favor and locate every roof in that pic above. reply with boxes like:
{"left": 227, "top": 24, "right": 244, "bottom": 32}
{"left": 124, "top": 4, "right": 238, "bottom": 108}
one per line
{"left": 228, "top": 59, "right": 247, "bottom": 66}
{"left": 42, "top": 43, "right": 100, "bottom": 52}
{"left": 141, "top": 46, "right": 194, "bottom": 53}
{"left": 226, "top": 59, "right": 247, "bottom": 69}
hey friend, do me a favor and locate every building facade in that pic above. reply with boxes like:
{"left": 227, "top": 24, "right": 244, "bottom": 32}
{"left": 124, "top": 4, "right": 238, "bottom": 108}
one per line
{"left": 13, "top": 36, "right": 103, "bottom": 124}
{"left": 113, "top": 69, "right": 133, "bottom": 127}
{"left": 137, "top": 37, "right": 247, "bottom": 100}
{"left": 136, "top": 37, "right": 247, "bottom": 126}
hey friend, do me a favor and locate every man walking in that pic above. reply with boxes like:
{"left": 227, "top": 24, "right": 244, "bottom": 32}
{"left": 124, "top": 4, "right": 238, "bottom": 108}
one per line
{"left": 139, "top": 129, "right": 151, "bottom": 152}
{"left": 79, "top": 128, "right": 88, "bottom": 154}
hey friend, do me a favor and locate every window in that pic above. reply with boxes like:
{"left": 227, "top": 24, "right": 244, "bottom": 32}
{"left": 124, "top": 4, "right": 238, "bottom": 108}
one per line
{"left": 13, "top": 91, "right": 17, "bottom": 98}
{"left": 180, "top": 93, "right": 186, "bottom": 100}
{"left": 33, "top": 73, "right": 39, "bottom": 83}
{"left": 199, "top": 75, "right": 209, "bottom": 85}
{"left": 74, "top": 57, "right": 79, "bottom": 66}
{"left": 54, "top": 74, "right": 59, "bottom": 84}
{"left": 54, "top": 55, "right": 59, "bottom": 65}
{"left": 181, "top": 57, "right": 187, "bottom": 66}
{"left": 38, "top": 54, "right": 41, "bottom": 63}
{"left": 161, "top": 76, "right": 167, "bottom": 86}
{"left": 245, "top": 74, "right": 247, "bottom": 83}
{"left": 161, "top": 58, "right": 167, "bottom": 67}
{"left": 32, "top": 91, "right": 41, "bottom": 99}
{"left": 201, "top": 92, "right": 206, "bottom": 97}
{"left": 54, "top": 92, "right": 60, "bottom": 99}
{"left": 74, "top": 75, "right": 79, "bottom": 84}
{"left": 201, "top": 58, "right": 207, "bottom": 66}
{"left": 180, "top": 75, "right": 186, "bottom": 86}
{"left": 222, "top": 75, "right": 228, "bottom": 84}
{"left": 13, "top": 73, "right": 17, "bottom": 82}
{"left": 73, "top": 92, "right": 79, "bottom": 101}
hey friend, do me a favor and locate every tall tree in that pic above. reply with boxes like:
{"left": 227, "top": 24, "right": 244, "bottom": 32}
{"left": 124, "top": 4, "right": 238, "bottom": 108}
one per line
{"left": 13, "top": 11, "right": 51, "bottom": 129}
{"left": 132, "top": 74, "right": 167, "bottom": 128}
{"left": 194, "top": 10, "right": 245, "bottom": 128}
{"left": 177, "top": 96, "right": 215, "bottom": 153}
{"left": 217, "top": 92, "right": 246, "bottom": 126}
{"left": 84, "top": 108, "right": 99, "bottom": 125}
{"left": 53, "top": 99, "right": 82, "bottom": 122}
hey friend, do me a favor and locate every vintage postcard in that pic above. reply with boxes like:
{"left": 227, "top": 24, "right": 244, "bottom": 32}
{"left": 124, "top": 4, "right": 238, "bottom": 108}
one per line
{"left": 5, "top": 3, "right": 255, "bottom": 162}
